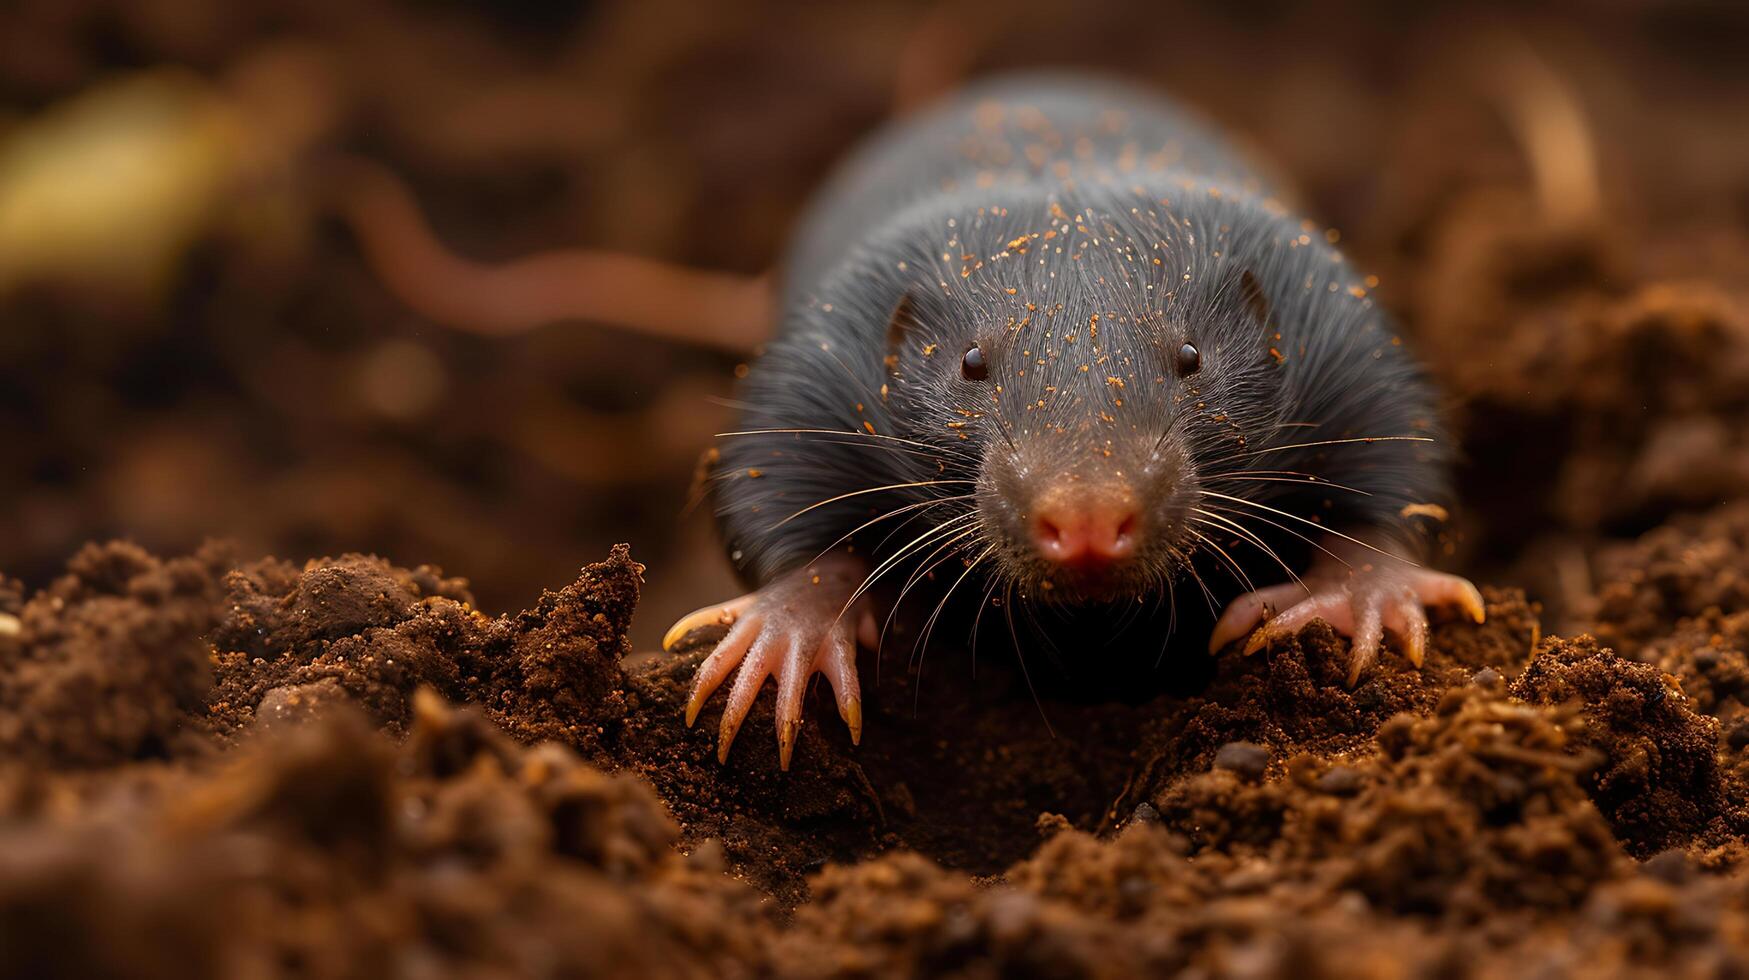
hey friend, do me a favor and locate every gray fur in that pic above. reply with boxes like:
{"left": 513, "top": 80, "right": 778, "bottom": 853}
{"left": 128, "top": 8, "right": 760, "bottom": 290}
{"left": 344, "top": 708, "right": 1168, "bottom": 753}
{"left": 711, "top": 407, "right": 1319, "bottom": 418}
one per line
{"left": 713, "top": 74, "right": 1447, "bottom": 634}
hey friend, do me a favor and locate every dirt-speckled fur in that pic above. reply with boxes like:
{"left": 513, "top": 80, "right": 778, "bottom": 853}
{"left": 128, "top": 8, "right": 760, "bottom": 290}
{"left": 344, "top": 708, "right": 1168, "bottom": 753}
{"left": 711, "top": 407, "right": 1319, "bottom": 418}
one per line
{"left": 712, "top": 74, "right": 1448, "bottom": 651}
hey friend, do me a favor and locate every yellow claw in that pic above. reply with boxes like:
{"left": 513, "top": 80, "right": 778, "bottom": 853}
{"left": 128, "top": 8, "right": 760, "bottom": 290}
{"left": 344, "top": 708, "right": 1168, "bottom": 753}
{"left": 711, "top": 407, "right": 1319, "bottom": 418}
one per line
{"left": 717, "top": 717, "right": 739, "bottom": 765}
{"left": 1243, "top": 628, "right": 1273, "bottom": 656}
{"left": 1459, "top": 582, "right": 1488, "bottom": 624}
{"left": 1405, "top": 627, "right": 1427, "bottom": 669}
{"left": 1207, "top": 618, "right": 1247, "bottom": 655}
{"left": 1345, "top": 659, "right": 1365, "bottom": 689}
{"left": 778, "top": 719, "right": 799, "bottom": 771}
{"left": 663, "top": 594, "right": 755, "bottom": 651}
{"left": 844, "top": 699, "right": 863, "bottom": 746}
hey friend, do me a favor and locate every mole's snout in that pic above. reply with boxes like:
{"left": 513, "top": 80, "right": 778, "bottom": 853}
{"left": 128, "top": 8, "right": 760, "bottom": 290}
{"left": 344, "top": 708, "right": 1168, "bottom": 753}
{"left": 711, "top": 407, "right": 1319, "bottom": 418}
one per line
{"left": 1030, "top": 486, "right": 1140, "bottom": 568}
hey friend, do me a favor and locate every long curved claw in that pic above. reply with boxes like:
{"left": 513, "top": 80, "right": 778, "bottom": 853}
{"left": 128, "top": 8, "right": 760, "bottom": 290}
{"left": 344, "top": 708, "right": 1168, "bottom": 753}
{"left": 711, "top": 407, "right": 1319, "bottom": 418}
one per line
{"left": 717, "top": 631, "right": 789, "bottom": 763}
{"left": 674, "top": 554, "right": 873, "bottom": 769}
{"left": 684, "top": 613, "right": 761, "bottom": 727}
{"left": 1243, "top": 592, "right": 1352, "bottom": 655}
{"left": 820, "top": 626, "right": 863, "bottom": 747}
{"left": 774, "top": 618, "right": 865, "bottom": 768}
{"left": 1209, "top": 582, "right": 1307, "bottom": 653}
{"left": 1346, "top": 597, "right": 1385, "bottom": 687}
{"left": 774, "top": 636, "right": 811, "bottom": 769}
{"left": 1218, "top": 538, "right": 1486, "bottom": 685}
{"left": 1385, "top": 598, "right": 1431, "bottom": 670}
{"left": 1409, "top": 571, "right": 1487, "bottom": 624}
{"left": 664, "top": 593, "right": 758, "bottom": 651}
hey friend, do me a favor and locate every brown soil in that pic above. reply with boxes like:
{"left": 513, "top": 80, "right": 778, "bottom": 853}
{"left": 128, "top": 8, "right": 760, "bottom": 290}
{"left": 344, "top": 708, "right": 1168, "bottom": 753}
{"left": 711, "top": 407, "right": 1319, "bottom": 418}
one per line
{"left": 4, "top": 526, "right": 1749, "bottom": 975}
{"left": 7, "top": 0, "right": 1749, "bottom": 975}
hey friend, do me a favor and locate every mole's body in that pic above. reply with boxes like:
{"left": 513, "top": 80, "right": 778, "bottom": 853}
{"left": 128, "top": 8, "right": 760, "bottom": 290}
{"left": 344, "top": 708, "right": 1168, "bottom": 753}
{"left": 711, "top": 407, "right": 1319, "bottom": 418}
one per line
{"left": 781, "top": 76, "right": 1260, "bottom": 305}
{"left": 667, "top": 75, "right": 1484, "bottom": 768}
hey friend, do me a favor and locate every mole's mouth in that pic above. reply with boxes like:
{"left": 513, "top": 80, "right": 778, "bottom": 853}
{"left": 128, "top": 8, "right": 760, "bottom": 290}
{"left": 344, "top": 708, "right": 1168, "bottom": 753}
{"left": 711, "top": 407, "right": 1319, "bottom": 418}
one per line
{"left": 1023, "top": 557, "right": 1155, "bottom": 605}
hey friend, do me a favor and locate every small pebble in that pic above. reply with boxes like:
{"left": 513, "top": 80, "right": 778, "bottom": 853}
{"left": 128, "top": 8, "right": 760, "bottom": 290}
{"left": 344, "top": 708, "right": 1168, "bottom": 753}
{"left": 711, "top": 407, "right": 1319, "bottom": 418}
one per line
{"left": 1213, "top": 741, "right": 1270, "bottom": 780}
{"left": 1118, "top": 874, "right": 1153, "bottom": 904}
{"left": 685, "top": 838, "right": 727, "bottom": 873}
{"left": 254, "top": 678, "right": 348, "bottom": 732}
{"left": 1129, "top": 801, "right": 1161, "bottom": 825}
{"left": 1314, "top": 766, "right": 1365, "bottom": 796}
{"left": 1641, "top": 849, "right": 1693, "bottom": 884}
{"left": 1035, "top": 812, "right": 1072, "bottom": 837}
{"left": 1471, "top": 667, "right": 1502, "bottom": 688}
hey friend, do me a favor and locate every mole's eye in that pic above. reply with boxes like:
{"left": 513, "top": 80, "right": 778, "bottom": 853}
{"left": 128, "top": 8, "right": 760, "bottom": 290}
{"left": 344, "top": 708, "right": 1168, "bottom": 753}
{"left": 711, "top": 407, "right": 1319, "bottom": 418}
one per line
{"left": 1175, "top": 342, "right": 1201, "bottom": 377}
{"left": 961, "top": 344, "right": 988, "bottom": 381}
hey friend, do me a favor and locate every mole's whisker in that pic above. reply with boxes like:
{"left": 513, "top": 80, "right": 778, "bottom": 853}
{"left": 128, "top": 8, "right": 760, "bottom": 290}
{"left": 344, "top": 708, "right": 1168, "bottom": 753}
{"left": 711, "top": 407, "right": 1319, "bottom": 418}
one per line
{"left": 912, "top": 544, "right": 993, "bottom": 687}
{"left": 1197, "top": 490, "right": 1406, "bottom": 564}
{"left": 1111, "top": 588, "right": 1148, "bottom": 635}
{"left": 1204, "top": 471, "right": 1373, "bottom": 497}
{"left": 771, "top": 479, "right": 977, "bottom": 530}
{"left": 857, "top": 514, "right": 979, "bottom": 600}
{"left": 882, "top": 524, "right": 983, "bottom": 648}
{"left": 809, "top": 494, "right": 975, "bottom": 565}
{"left": 845, "top": 511, "right": 981, "bottom": 611}
{"left": 1197, "top": 501, "right": 1354, "bottom": 571}
{"left": 969, "top": 573, "right": 1003, "bottom": 679}
{"left": 1190, "top": 508, "right": 1306, "bottom": 590}
{"left": 871, "top": 503, "right": 963, "bottom": 555}
{"left": 1003, "top": 581, "right": 1057, "bottom": 738}
{"left": 1189, "top": 432, "right": 1434, "bottom": 476}
{"left": 1154, "top": 565, "right": 1179, "bottom": 670}
{"left": 1212, "top": 434, "right": 1436, "bottom": 464}
{"left": 1186, "top": 527, "right": 1258, "bottom": 595}
{"left": 1175, "top": 543, "right": 1220, "bottom": 617}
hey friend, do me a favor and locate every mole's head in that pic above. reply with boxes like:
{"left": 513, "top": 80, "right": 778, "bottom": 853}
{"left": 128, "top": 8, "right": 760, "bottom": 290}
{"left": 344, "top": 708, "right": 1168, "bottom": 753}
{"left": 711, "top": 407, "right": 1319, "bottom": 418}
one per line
{"left": 880, "top": 214, "right": 1285, "bottom": 606}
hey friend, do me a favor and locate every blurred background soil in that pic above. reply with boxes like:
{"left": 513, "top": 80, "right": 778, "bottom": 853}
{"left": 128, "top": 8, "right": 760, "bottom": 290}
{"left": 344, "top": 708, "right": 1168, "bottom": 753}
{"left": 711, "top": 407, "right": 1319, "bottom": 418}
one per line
{"left": 6, "top": 0, "right": 1749, "bottom": 975}
{"left": 1, "top": 0, "right": 1744, "bottom": 646}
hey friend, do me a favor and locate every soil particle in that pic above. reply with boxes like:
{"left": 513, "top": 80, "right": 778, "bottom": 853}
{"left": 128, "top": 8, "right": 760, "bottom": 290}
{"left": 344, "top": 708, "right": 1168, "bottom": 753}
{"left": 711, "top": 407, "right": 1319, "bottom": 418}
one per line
{"left": 1152, "top": 683, "right": 1623, "bottom": 920}
{"left": 0, "top": 541, "right": 229, "bottom": 766}
{"left": 1588, "top": 502, "right": 1749, "bottom": 658}
{"left": 0, "top": 691, "right": 766, "bottom": 979}
{"left": 7, "top": 537, "right": 1749, "bottom": 975}
{"left": 775, "top": 849, "right": 1140, "bottom": 978}
{"left": 204, "top": 546, "right": 641, "bottom": 752}
{"left": 1512, "top": 634, "right": 1729, "bottom": 856}
{"left": 1212, "top": 740, "right": 1271, "bottom": 780}
{"left": 212, "top": 553, "right": 474, "bottom": 661}
{"left": 486, "top": 545, "right": 642, "bottom": 748}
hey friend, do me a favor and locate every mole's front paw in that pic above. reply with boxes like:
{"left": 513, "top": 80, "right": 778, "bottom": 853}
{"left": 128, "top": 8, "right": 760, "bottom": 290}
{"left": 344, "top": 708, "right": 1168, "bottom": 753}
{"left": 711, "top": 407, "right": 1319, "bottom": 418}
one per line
{"left": 663, "top": 555, "right": 875, "bottom": 769}
{"left": 1208, "top": 543, "right": 1485, "bottom": 686}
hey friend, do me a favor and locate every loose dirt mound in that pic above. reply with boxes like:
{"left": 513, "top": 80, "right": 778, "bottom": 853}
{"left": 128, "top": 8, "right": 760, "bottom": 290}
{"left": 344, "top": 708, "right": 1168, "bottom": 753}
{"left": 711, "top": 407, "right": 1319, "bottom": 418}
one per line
{"left": 5, "top": 531, "right": 1749, "bottom": 976}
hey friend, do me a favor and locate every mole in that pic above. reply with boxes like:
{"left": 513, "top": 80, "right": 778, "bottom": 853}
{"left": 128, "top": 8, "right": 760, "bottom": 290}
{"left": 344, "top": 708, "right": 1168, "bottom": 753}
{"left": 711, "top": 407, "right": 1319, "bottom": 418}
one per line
{"left": 663, "top": 74, "right": 1485, "bottom": 769}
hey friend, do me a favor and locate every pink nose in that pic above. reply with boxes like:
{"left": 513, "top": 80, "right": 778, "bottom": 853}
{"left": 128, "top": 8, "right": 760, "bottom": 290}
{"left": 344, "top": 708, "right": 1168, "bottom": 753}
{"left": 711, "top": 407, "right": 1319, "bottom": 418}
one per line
{"left": 1031, "top": 494, "right": 1139, "bottom": 567}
